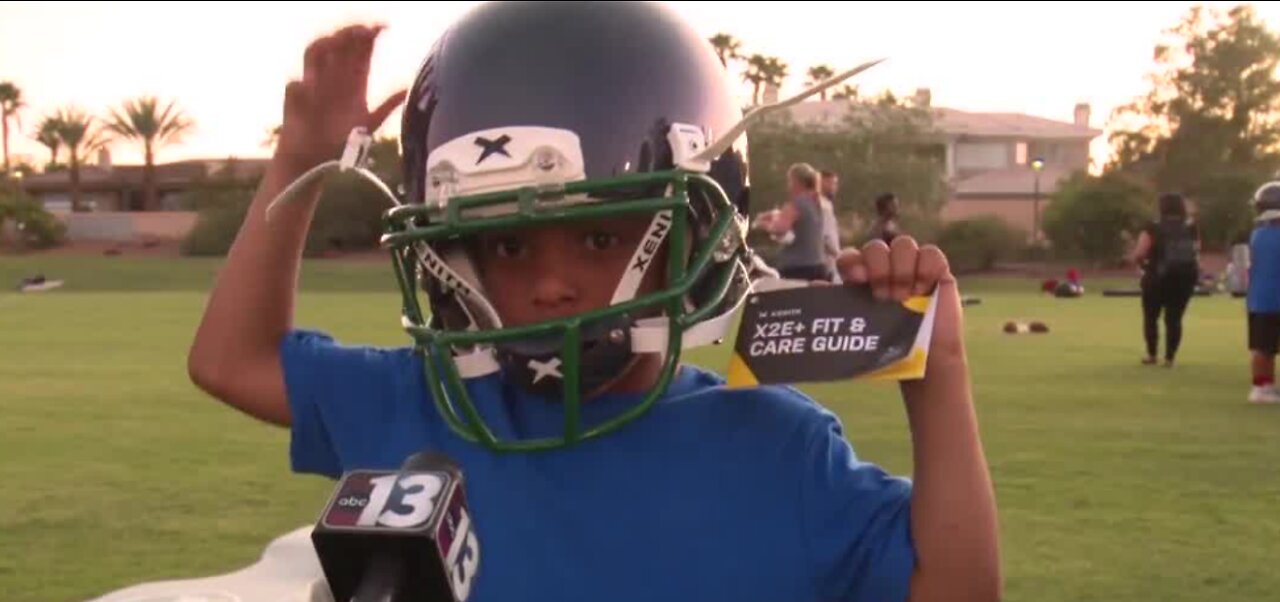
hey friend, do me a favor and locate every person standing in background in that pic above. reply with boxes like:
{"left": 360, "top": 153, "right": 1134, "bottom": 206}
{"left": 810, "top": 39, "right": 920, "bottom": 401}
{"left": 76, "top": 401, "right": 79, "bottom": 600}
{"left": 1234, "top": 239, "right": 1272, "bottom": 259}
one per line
{"left": 820, "top": 170, "right": 840, "bottom": 205}
{"left": 868, "top": 192, "right": 902, "bottom": 245}
{"left": 819, "top": 170, "right": 842, "bottom": 283}
{"left": 1245, "top": 182, "right": 1280, "bottom": 404}
{"left": 1128, "top": 193, "right": 1201, "bottom": 368}
{"left": 755, "top": 163, "right": 830, "bottom": 281}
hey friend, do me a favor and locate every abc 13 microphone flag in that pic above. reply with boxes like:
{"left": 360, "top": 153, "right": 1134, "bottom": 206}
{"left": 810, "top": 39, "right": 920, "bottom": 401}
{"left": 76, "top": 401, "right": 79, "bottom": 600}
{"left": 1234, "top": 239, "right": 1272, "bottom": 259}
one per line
{"left": 312, "top": 461, "right": 480, "bottom": 602}
{"left": 727, "top": 284, "right": 939, "bottom": 387}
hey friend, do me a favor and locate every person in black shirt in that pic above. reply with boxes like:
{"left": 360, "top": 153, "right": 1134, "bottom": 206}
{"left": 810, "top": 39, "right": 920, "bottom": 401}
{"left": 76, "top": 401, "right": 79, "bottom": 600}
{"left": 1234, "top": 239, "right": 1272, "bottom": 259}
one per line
{"left": 867, "top": 192, "right": 901, "bottom": 245}
{"left": 1127, "top": 193, "right": 1202, "bottom": 367}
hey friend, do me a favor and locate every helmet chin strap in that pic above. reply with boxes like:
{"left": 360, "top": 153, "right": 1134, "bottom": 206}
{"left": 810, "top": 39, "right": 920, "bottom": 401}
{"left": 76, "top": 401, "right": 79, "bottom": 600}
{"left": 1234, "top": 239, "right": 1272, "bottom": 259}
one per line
{"left": 630, "top": 257, "right": 755, "bottom": 354}
{"left": 610, "top": 209, "right": 675, "bottom": 305}
{"left": 263, "top": 128, "right": 402, "bottom": 221}
{"left": 414, "top": 241, "right": 502, "bottom": 331}
{"left": 610, "top": 208, "right": 745, "bottom": 354}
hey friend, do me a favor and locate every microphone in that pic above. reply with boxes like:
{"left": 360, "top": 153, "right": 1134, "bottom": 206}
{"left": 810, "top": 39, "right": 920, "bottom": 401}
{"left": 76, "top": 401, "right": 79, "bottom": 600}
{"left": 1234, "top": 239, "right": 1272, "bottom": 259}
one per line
{"left": 311, "top": 452, "right": 480, "bottom": 602}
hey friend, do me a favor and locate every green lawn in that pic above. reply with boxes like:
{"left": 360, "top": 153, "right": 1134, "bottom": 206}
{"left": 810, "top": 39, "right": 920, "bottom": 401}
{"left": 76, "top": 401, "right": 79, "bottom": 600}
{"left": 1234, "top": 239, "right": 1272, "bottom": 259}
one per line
{"left": 1, "top": 255, "right": 1277, "bottom": 602}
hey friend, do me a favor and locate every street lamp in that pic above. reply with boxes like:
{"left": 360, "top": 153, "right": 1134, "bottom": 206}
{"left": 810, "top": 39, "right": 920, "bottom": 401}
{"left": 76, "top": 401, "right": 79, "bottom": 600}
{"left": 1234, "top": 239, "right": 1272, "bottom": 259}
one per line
{"left": 5, "top": 169, "right": 23, "bottom": 191}
{"left": 1031, "top": 157, "right": 1045, "bottom": 245}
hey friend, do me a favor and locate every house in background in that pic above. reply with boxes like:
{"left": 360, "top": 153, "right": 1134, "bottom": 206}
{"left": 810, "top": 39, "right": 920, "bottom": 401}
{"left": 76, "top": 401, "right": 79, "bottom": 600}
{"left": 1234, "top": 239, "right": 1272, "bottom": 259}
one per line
{"left": 786, "top": 89, "right": 1103, "bottom": 239}
{"left": 938, "top": 100, "right": 1100, "bottom": 238}
{"left": 16, "top": 150, "right": 268, "bottom": 243}
{"left": 20, "top": 149, "right": 268, "bottom": 213}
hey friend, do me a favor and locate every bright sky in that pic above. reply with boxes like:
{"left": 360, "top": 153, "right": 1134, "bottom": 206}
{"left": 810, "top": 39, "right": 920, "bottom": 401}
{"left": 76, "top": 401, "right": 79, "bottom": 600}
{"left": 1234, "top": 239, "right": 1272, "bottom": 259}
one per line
{"left": 2, "top": 1, "right": 1278, "bottom": 167}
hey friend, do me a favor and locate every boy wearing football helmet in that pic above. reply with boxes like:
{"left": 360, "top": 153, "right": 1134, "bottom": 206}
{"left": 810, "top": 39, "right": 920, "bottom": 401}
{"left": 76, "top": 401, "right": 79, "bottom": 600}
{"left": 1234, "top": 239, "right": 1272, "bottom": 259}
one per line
{"left": 189, "top": 3, "right": 999, "bottom": 601}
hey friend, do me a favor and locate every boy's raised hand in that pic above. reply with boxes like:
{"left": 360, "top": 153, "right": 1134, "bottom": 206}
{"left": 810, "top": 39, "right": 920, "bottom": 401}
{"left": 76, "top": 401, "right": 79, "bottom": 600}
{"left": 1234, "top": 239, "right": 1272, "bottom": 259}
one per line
{"left": 837, "top": 237, "right": 965, "bottom": 363}
{"left": 276, "top": 24, "right": 407, "bottom": 170}
{"left": 839, "top": 238, "right": 1000, "bottom": 602}
{"left": 188, "top": 24, "right": 405, "bottom": 428}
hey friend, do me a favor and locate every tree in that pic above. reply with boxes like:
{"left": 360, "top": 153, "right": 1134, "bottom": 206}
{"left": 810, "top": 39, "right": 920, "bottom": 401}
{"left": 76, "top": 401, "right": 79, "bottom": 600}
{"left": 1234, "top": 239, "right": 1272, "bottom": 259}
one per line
{"left": 34, "top": 115, "right": 62, "bottom": 169}
{"left": 262, "top": 124, "right": 283, "bottom": 150}
{"left": 876, "top": 90, "right": 901, "bottom": 107}
{"left": 106, "top": 97, "right": 194, "bottom": 211}
{"left": 806, "top": 65, "right": 836, "bottom": 100}
{"left": 1109, "top": 5, "right": 1280, "bottom": 200}
{"left": 0, "top": 81, "right": 24, "bottom": 173}
{"left": 831, "top": 85, "right": 860, "bottom": 101}
{"left": 1189, "top": 169, "right": 1260, "bottom": 248}
{"left": 54, "top": 107, "right": 108, "bottom": 212}
{"left": 708, "top": 33, "right": 742, "bottom": 68}
{"left": 742, "top": 54, "right": 769, "bottom": 106}
{"left": 746, "top": 98, "right": 947, "bottom": 248}
{"left": 1042, "top": 171, "right": 1154, "bottom": 263}
{"left": 762, "top": 56, "right": 789, "bottom": 98}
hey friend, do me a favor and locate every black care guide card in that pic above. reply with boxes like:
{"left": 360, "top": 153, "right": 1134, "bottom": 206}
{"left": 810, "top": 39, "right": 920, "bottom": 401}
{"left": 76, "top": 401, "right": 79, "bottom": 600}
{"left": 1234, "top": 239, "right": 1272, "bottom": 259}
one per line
{"left": 726, "top": 284, "right": 939, "bottom": 387}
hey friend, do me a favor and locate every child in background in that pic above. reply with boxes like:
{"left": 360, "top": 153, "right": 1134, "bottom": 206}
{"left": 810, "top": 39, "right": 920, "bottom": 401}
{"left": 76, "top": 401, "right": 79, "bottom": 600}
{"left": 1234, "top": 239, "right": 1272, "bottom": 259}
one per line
{"left": 1246, "top": 182, "right": 1280, "bottom": 404}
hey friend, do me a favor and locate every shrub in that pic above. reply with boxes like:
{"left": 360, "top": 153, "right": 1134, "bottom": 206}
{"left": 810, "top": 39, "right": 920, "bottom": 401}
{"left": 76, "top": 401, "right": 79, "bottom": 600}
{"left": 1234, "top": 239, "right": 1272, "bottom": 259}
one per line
{"left": 179, "top": 182, "right": 254, "bottom": 256}
{"left": 936, "top": 216, "right": 1025, "bottom": 273}
{"left": 0, "top": 190, "right": 67, "bottom": 250}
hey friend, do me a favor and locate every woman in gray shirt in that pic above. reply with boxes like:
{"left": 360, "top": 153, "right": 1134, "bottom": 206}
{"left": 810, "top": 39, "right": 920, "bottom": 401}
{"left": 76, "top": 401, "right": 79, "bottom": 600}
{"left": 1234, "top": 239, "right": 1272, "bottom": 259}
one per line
{"left": 756, "top": 163, "right": 831, "bottom": 281}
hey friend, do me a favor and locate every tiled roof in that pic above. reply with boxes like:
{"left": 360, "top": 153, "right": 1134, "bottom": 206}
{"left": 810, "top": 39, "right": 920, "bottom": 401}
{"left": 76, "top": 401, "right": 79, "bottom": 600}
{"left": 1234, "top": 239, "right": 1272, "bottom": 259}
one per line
{"left": 786, "top": 101, "right": 1102, "bottom": 140}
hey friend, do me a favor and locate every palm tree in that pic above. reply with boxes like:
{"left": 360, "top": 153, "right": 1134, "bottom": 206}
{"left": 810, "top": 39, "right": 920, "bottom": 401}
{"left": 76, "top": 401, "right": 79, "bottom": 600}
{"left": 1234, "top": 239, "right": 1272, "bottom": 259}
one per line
{"left": 34, "top": 115, "right": 62, "bottom": 169}
{"left": 877, "top": 90, "right": 900, "bottom": 107}
{"left": 743, "top": 54, "right": 770, "bottom": 106}
{"left": 0, "top": 81, "right": 25, "bottom": 173}
{"left": 762, "top": 57, "right": 789, "bottom": 101}
{"left": 806, "top": 65, "right": 836, "bottom": 101}
{"left": 262, "top": 124, "right": 282, "bottom": 150}
{"left": 54, "top": 108, "right": 107, "bottom": 212}
{"left": 708, "top": 33, "right": 742, "bottom": 68}
{"left": 832, "top": 85, "right": 860, "bottom": 101}
{"left": 105, "top": 96, "right": 193, "bottom": 211}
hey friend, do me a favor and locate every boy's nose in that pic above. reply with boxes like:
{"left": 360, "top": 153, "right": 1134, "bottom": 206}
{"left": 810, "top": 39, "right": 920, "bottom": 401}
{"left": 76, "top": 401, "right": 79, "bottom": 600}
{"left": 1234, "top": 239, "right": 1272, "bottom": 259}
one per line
{"left": 530, "top": 269, "right": 579, "bottom": 311}
{"left": 528, "top": 233, "right": 582, "bottom": 312}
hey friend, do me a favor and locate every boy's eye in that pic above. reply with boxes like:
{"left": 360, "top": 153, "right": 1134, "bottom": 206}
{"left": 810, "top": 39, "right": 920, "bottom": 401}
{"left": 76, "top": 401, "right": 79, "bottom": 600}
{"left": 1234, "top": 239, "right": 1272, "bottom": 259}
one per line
{"left": 489, "top": 237, "right": 526, "bottom": 258}
{"left": 584, "top": 232, "right": 621, "bottom": 251}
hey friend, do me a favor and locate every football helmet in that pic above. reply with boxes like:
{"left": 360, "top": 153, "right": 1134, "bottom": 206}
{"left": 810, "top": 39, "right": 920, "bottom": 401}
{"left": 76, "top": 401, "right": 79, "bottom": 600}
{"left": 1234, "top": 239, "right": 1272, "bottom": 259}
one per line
{"left": 267, "top": 1, "right": 879, "bottom": 452}
{"left": 392, "top": 0, "right": 756, "bottom": 452}
{"left": 1253, "top": 181, "right": 1280, "bottom": 222}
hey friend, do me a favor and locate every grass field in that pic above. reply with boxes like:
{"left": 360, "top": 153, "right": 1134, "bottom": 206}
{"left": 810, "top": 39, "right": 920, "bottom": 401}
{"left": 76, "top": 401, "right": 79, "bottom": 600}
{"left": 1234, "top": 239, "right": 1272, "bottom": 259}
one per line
{"left": 2, "top": 254, "right": 1278, "bottom": 602}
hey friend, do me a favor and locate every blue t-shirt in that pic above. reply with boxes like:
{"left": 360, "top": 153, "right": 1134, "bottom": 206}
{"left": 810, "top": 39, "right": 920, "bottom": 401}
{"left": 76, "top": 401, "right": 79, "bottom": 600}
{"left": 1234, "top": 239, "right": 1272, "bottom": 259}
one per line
{"left": 282, "top": 329, "right": 915, "bottom": 602}
{"left": 1249, "top": 224, "right": 1280, "bottom": 313}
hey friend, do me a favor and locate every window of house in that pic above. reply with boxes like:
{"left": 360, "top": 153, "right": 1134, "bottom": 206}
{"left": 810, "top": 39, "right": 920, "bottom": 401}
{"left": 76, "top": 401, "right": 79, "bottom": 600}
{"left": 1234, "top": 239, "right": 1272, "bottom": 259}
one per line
{"left": 955, "top": 142, "right": 1010, "bottom": 170}
{"left": 1015, "top": 142, "right": 1028, "bottom": 166}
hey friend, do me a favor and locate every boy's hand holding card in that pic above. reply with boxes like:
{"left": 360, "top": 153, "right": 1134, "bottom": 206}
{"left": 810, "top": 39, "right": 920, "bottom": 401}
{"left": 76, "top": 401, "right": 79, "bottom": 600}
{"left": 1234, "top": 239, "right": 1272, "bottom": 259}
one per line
{"left": 727, "top": 284, "right": 939, "bottom": 386}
